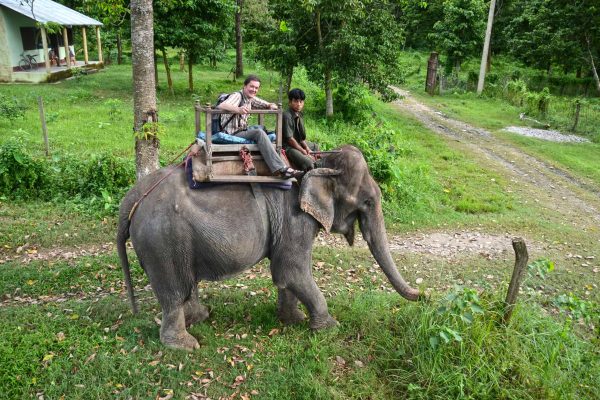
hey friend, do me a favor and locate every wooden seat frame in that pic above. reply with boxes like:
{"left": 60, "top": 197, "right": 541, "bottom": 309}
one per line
{"left": 194, "top": 100, "right": 289, "bottom": 183}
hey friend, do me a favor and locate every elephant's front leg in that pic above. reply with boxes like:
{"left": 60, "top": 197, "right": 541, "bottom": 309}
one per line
{"left": 277, "top": 288, "right": 307, "bottom": 325}
{"left": 271, "top": 257, "right": 338, "bottom": 330}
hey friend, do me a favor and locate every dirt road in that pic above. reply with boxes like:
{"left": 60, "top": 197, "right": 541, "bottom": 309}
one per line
{"left": 391, "top": 87, "right": 600, "bottom": 231}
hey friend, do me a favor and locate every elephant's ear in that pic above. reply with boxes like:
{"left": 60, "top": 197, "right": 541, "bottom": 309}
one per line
{"left": 299, "top": 168, "right": 340, "bottom": 232}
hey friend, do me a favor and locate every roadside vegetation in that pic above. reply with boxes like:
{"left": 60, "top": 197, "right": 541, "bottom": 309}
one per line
{"left": 1, "top": 54, "right": 599, "bottom": 398}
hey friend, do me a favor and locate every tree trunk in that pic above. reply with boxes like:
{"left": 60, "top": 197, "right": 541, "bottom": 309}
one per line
{"left": 586, "top": 36, "right": 600, "bottom": 95}
{"left": 188, "top": 57, "right": 194, "bottom": 92}
{"left": 179, "top": 51, "right": 186, "bottom": 72}
{"left": 477, "top": 0, "right": 495, "bottom": 94}
{"left": 117, "top": 32, "right": 123, "bottom": 65}
{"left": 324, "top": 69, "right": 333, "bottom": 117}
{"left": 235, "top": 0, "right": 244, "bottom": 79}
{"left": 154, "top": 52, "right": 159, "bottom": 89}
{"left": 285, "top": 65, "right": 294, "bottom": 95}
{"left": 131, "top": 0, "right": 160, "bottom": 180}
{"left": 316, "top": 11, "right": 333, "bottom": 117}
{"left": 162, "top": 48, "right": 173, "bottom": 95}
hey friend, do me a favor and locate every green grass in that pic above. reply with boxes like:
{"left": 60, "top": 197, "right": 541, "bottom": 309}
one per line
{"left": 1, "top": 54, "right": 600, "bottom": 399}
{"left": 1, "top": 252, "right": 598, "bottom": 399}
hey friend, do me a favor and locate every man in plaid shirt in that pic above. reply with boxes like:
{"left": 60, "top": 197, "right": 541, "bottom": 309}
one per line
{"left": 217, "top": 75, "right": 302, "bottom": 178}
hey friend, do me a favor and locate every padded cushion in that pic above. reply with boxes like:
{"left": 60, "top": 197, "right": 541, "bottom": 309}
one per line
{"left": 197, "top": 128, "right": 276, "bottom": 145}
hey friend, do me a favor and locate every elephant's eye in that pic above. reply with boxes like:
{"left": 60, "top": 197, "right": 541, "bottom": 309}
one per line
{"left": 364, "top": 199, "right": 373, "bottom": 208}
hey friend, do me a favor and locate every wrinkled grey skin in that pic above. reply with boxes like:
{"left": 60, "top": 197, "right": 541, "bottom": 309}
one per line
{"left": 117, "top": 145, "right": 421, "bottom": 351}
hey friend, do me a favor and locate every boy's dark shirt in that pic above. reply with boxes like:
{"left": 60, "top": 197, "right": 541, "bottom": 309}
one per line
{"left": 282, "top": 108, "right": 306, "bottom": 149}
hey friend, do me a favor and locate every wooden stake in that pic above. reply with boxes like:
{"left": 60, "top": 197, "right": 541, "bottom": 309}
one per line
{"left": 503, "top": 238, "right": 529, "bottom": 324}
{"left": 37, "top": 96, "right": 49, "bottom": 156}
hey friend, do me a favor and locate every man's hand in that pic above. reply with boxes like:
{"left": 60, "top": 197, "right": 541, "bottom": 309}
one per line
{"left": 238, "top": 104, "right": 251, "bottom": 114}
{"left": 269, "top": 103, "right": 279, "bottom": 110}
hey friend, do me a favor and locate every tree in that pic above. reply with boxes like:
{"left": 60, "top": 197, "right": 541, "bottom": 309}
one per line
{"left": 154, "top": 0, "right": 234, "bottom": 92}
{"left": 235, "top": 0, "right": 244, "bottom": 78}
{"left": 428, "top": 0, "right": 486, "bottom": 72}
{"left": 500, "top": 0, "right": 600, "bottom": 93}
{"left": 263, "top": 0, "right": 405, "bottom": 117}
{"left": 131, "top": 0, "right": 159, "bottom": 179}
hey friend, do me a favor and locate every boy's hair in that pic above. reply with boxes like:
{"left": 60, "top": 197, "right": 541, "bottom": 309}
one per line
{"left": 288, "top": 88, "right": 306, "bottom": 101}
{"left": 244, "top": 74, "right": 261, "bottom": 86}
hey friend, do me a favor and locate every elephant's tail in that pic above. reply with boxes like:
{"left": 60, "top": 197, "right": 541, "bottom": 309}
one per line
{"left": 117, "top": 206, "right": 138, "bottom": 314}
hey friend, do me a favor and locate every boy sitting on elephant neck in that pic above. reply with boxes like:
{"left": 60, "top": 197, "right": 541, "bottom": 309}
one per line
{"left": 217, "top": 75, "right": 303, "bottom": 179}
{"left": 282, "top": 88, "right": 321, "bottom": 171}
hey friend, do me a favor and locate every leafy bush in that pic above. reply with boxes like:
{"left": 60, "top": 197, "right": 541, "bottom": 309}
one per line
{"left": 0, "top": 137, "right": 134, "bottom": 213}
{"left": 525, "top": 87, "right": 551, "bottom": 117}
{"left": 0, "top": 138, "right": 48, "bottom": 198}
{"left": 505, "top": 78, "right": 528, "bottom": 106}
{"left": 0, "top": 93, "right": 27, "bottom": 121}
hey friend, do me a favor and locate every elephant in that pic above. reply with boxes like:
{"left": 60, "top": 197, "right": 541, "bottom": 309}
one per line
{"left": 117, "top": 145, "right": 421, "bottom": 351}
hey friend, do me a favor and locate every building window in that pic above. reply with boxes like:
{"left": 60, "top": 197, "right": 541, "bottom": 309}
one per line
{"left": 20, "top": 27, "right": 40, "bottom": 50}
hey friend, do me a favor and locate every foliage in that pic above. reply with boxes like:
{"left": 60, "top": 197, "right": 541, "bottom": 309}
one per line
{"left": 0, "top": 138, "right": 47, "bottom": 199}
{"left": 499, "top": 0, "right": 600, "bottom": 77}
{"left": 155, "top": 0, "right": 235, "bottom": 67}
{"left": 427, "top": 0, "right": 486, "bottom": 72}
{"left": 429, "top": 285, "right": 484, "bottom": 348}
{"left": 262, "top": 0, "right": 405, "bottom": 114}
{"left": 0, "top": 93, "right": 27, "bottom": 121}
{"left": 0, "top": 137, "right": 133, "bottom": 212}
{"left": 554, "top": 293, "right": 599, "bottom": 326}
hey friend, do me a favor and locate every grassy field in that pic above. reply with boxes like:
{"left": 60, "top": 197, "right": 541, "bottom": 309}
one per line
{"left": 1, "top": 56, "right": 599, "bottom": 399}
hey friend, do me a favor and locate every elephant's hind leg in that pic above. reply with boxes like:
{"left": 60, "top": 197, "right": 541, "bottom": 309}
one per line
{"left": 277, "top": 288, "right": 307, "bottom": 325}
{"left": 160, "top": 306, "right": 200, "bottom": 351}
{"left": 184, "top": 286, "right": 209, "bottom": 328}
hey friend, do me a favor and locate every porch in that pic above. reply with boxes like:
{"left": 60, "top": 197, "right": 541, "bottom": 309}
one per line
{"left": 10, "top": 60, "right": 104, "bottom": 83}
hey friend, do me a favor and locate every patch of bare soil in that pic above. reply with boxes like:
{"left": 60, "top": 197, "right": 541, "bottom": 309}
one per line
{"left": 316, "top": 231, "right": 529, "bottom": 259}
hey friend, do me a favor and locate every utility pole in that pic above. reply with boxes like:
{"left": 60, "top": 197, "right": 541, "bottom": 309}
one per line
{"left": 477, "top": 0, "right": 496, "bottom": 94}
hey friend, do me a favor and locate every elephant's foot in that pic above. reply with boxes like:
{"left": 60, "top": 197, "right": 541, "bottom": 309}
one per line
{"left": 160, "top": 330, "right": 200, "bottom": 351}
{"left": 309, "top": 314, "right": 339, "bottom": 330}
{"left": 184, "top": 303, "right": 209, "bottom": 328}
{"left": 278, "top": 307, "right": 307, "bottom": 325}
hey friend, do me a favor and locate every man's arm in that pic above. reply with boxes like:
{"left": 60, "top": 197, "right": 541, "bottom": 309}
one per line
{"left": 286, "top": 137, "right": 309, "bottom": 154}
{"left": 217, "top": 92, "right": 248, "bottom": 114}
{"left": 251, "top": 96, "right": 278, "bottom": 110}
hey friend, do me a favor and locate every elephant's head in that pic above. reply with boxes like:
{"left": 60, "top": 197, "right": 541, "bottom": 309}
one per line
{"left": 299, "top": 145, "right": 421, "bottom": 301}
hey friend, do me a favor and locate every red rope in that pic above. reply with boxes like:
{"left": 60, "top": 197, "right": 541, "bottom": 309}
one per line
{"left": 239, "top": 146, "right": 255, "bottom": 173}
{"left": 128, "top": 142, "right": 195, "bottom": 221}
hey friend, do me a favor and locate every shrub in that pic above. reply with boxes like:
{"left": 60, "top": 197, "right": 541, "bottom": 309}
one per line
{"left": 525, "top": 87, "right": 551, "bottom": 117}
{"left": 505, "top": 79, "right": 528, "bottom": 106}
{"left": 0, "top": 138, "right": 134, "bottom": 212}
{"left": 0, "top": 138, "right": 48, "bottom": 199}
{"left": 0, "top": 93, "right": 27, "bottom": 121}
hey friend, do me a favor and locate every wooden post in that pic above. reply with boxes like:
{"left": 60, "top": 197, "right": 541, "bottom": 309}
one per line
{"left": 502, "top": 238, "right": 529, "bottom": 324}
{"left": 276, "top": 103, "right": 283, "bottom": 153}
{"left": 37, "top": 97, "right": 49, "bottom": 156}
{"left": 425, "top": 52, "right": 438, "bottom": 96}
{"left": 40, "top": 26, "right": 50, "bottom": 72}
{"left": 571, "top": 100, "right": 581, "bottom": 132}
{"left": 62, "top": 27, "right": 71, "bottom": 68}
{"left": 82, "top": 26, "right": 89, "bottom": 65}
{"left": 96, "top": 26, "right": 103, "bottom": 63}
{"left": 194, "top": 100, "right": 201, "bottom": 135}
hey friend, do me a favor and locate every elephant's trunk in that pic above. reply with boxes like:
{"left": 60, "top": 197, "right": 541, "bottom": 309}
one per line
{"left": 359, "top": 205, "right": 421, "bottom": 301}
